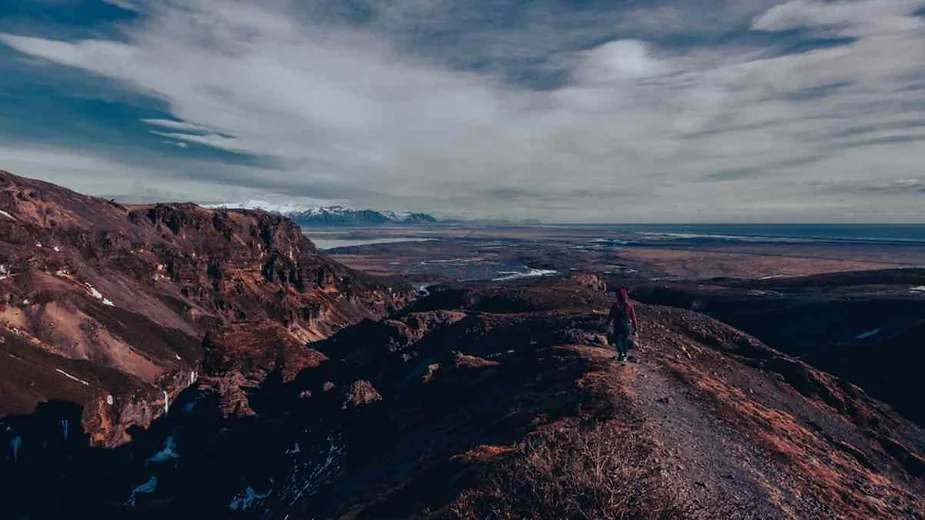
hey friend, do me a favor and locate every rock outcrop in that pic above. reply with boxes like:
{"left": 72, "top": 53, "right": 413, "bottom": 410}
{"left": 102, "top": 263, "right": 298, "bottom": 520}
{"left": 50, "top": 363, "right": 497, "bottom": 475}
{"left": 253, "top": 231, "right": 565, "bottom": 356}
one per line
{"left": 0, "top": 170, "right": 412, "bottom": 445}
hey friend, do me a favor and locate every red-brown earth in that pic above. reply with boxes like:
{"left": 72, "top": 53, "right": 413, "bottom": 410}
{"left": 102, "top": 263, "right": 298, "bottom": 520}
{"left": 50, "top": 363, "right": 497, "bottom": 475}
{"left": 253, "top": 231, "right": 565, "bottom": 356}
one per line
{"left": 2, "top": 275, "right": 922, "bottom": 519}
{"left": 0, "top": 170, "right": 411, "bottom": 446}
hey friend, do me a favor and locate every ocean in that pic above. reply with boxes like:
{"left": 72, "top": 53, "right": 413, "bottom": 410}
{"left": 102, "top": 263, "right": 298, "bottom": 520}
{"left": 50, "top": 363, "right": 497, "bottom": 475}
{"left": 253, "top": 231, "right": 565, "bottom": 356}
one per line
{"left": 564, "top": 224, "right": 925, "bottom": 246}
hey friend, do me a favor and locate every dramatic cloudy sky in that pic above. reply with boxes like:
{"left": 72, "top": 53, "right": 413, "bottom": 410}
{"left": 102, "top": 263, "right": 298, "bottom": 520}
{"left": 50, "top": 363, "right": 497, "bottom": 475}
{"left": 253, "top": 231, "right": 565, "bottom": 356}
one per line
{"left": 1, "top": 0, "right": 923, "bottom": 222}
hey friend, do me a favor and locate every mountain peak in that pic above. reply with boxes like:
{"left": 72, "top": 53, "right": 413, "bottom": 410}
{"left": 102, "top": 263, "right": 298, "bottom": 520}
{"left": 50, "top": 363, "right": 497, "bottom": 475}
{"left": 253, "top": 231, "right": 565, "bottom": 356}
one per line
{"left": 209, "top": 201, "right": 438, "bottom": 226}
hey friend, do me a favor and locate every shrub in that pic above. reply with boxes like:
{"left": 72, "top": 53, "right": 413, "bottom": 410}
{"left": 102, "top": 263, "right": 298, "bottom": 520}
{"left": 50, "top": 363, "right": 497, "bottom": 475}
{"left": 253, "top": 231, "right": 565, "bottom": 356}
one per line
{"left": 447, "top": 423, "right": 753, "bottom": 520}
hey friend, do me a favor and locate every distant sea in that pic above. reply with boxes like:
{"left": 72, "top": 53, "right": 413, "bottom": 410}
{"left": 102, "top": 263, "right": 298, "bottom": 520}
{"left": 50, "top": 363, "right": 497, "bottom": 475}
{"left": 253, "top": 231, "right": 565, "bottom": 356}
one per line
{"left": 564, "top": 224, "right": 925, "bottom": 246}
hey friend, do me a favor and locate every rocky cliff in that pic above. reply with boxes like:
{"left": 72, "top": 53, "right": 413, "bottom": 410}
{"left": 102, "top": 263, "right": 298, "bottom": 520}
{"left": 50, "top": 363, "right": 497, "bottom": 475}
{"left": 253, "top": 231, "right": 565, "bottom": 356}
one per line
{"left": 0, "top": 170, "right": 412, "bottom": 446}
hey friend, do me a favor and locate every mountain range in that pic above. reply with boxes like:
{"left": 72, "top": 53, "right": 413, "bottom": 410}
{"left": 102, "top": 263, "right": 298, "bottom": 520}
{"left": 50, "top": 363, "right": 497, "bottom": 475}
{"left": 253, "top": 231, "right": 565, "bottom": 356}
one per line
{"left": 209, "top": 201, "right": 438, "bottom": 227}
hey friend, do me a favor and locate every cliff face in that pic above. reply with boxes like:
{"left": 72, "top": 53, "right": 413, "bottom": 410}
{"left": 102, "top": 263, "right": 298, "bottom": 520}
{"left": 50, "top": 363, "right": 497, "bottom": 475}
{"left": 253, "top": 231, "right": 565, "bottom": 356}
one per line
{"left": 0, "top": 170, "right": 412, "bottom": 445}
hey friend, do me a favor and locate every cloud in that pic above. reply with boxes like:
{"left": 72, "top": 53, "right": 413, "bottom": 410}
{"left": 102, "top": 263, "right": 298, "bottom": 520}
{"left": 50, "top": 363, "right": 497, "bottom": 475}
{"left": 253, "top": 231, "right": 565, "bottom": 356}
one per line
{"left": 150, "top": 131, "right": 246, "bottom": 152}
{"left": 102, "top": 0, "right": 143, "bottom": 13}
{"left": 142, "top": 118, "right": 214, "bottom": 133}
{"left": 0, "top": 0, "right": 923, "bottom": 222}
{"left": 574, "top": 40, "right": 665, "bottom": 84}
{"left": 753, "top": 0, "right": 925, "bottom": 36}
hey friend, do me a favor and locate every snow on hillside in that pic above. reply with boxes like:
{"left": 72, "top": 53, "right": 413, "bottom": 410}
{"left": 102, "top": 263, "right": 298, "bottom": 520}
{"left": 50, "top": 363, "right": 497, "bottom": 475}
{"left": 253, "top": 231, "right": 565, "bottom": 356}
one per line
{"left": 207, "top": 201, "right": 437, "bottom": 225}
{"left": 205, "top": 200, "right": 318, "bottom": 215}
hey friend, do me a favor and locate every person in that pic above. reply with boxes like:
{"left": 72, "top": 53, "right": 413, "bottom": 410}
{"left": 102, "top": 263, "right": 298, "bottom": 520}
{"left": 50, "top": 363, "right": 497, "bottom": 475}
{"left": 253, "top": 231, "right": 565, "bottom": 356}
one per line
{"left": 605, "top": 287, "right": 638, "bottom": 362}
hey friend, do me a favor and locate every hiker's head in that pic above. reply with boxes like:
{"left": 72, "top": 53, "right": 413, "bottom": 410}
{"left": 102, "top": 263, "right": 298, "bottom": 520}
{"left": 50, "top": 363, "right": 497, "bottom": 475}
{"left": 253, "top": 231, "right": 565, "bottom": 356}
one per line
{"left": 616, "top": 287, "right": 629, "bottom": 303}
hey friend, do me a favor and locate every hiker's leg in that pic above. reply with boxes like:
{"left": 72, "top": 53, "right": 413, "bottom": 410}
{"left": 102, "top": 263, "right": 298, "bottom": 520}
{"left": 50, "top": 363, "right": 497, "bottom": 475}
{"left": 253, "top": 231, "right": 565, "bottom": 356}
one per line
{"left": 616, "top": 335, "right": 629, "bottom": 359}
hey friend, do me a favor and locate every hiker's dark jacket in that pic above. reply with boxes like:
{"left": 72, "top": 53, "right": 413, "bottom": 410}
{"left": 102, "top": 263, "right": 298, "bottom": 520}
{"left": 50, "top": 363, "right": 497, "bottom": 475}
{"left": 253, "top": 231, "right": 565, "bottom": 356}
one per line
{"left": 607, "top": 300, "right": 638, "bottom": 333}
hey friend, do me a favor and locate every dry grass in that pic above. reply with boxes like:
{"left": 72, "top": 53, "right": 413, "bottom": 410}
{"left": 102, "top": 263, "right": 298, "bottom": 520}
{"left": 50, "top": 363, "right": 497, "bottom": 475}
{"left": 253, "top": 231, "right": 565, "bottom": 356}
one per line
{"left": 446, "top": 423, "right": 754, "bottom": 520}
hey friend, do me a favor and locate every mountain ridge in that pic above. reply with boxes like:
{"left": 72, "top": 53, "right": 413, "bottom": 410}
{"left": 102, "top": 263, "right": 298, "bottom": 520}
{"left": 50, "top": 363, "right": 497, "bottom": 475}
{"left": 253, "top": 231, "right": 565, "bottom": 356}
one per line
{"left": 208, "top": 201, "right": 439, "bottom": 227}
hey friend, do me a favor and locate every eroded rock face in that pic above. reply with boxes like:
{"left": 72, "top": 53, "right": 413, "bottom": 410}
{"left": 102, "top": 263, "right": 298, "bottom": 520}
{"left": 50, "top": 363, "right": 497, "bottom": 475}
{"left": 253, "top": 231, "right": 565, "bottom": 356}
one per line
{"left": 0, "top": 170, "right": 412, "bottom": 444}
{"left": 343, "top": 380, "right": 382, "bottom": 408}
{"left": 201, "top": 322, "right": 328, "bottom": 417}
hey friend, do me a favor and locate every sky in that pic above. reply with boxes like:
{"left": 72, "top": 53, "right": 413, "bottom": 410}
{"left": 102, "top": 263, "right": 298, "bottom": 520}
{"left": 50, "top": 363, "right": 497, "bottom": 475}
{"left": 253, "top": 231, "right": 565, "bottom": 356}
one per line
{"left": 0, "top": 0, "right": 923, "bottom": 222}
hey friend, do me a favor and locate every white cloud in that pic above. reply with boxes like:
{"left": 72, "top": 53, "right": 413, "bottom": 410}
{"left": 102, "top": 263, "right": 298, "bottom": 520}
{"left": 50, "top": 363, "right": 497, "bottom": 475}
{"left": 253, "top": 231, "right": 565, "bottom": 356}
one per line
{"left": 0, "top": 0, "right": 924, "bottom": 222}
{"left": 143, "top": 118, "right": 214, "bottom": 133}
{"left": 103, "top": 0, "right": 143, "bottom": 13}
{"left": 150, "top": 131, "right": 246, "bottom": 152}
{"left": 574, "top": 40, "right": 665, "bottom": 84}
{"left": 753, "top": 0, "right": 925, "bottom": 36}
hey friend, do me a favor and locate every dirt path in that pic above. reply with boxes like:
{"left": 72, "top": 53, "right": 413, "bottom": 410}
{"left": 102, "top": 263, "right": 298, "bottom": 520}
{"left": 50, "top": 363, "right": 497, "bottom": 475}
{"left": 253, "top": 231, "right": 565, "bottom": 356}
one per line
{"left": 610, "top": 345, "right": 797, "bottom": 519}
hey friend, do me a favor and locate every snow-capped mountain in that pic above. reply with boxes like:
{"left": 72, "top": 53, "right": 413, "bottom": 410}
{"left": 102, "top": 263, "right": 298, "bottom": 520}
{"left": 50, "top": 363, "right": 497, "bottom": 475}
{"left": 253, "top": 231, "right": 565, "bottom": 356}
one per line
{"left": 208, "top": 201, "right": 438, "bottom": 226}
{"left": 205, "top": 199, "right": 317, "bottom": 214}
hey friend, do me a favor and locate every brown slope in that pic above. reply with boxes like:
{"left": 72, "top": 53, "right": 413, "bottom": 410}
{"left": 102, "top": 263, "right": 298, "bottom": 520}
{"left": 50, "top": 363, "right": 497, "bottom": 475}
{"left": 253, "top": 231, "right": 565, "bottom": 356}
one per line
{"left": 0, "top": 169, "right": 412, "bottom": 445}
{"left": 0, "top": 275, "right": 922, "bottom": 519}
{"left": 299, "top": 281, "right": 923, "bottom": 520}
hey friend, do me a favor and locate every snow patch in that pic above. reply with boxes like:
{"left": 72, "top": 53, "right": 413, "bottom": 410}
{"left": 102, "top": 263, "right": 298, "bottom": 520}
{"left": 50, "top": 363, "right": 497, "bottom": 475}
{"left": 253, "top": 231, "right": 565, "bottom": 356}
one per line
{"left": 0, "top": 209, "right": 15, "bottom": 220}
{"left": 146, "top": 435, "right": 179, "bottom": 464}
{"left": 208, "top": 199, "right": 320, "bottom": 215}
{"left": 229, "top": 486, "right": 270, "bottom": 511}
{"left": 125, "top": 476, "right": 158, "bottom": 507}
{"left": 747, "top": 290, "right": 782, "bottom": 297}
{"left": 280, "top": 434, "right": 345, "bottom": 505}
{"left": 285, "top": 442, "right": 301, "bottom": 455}
{"left": 55, "top": 368, "right": 90, "bottom": 387}
{"left": 11, "top": 435, "right": 21, "bottom": 462}
{"left": 855, "top": 328, "right": 881, "bottom": 340}
{"left": 84, "top": 283, "right": 114, "bottom": 306}
{"left": 911, "top": 286, "right": 925, "bottom": 293}
{"left": 591, "top": 238, "right": 629, "bottom": 246}
{"left": 493, "top": 267, "right": 558, "bottom": 282}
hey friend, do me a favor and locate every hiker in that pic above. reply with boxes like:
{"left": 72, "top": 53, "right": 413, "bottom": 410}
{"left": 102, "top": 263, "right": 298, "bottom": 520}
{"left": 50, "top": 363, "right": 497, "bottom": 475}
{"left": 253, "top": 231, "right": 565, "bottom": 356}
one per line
{"left": 605, "top": 287, "right": 638, "bottom": 362}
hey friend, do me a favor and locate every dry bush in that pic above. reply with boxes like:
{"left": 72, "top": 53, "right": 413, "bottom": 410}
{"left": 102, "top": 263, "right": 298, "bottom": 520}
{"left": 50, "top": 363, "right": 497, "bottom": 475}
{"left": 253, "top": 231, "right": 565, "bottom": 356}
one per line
{"left": 447, "top": 423, "right": 754, "bottom": 520}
